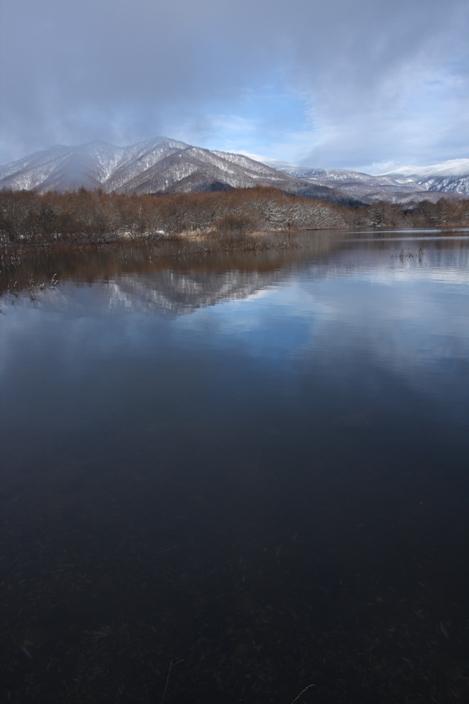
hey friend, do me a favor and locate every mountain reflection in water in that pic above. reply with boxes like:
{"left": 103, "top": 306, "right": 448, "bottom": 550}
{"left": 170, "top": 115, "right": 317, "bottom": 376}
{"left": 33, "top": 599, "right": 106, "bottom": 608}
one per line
{"left": 1, "top": 231, "right": 469, "bottom": 704}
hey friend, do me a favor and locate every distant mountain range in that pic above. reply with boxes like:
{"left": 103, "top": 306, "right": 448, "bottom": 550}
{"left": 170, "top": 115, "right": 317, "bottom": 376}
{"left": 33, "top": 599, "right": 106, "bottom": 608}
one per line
{"left": 283, "top": 161, "right": 469, "bottom": 202}
{"left": 385, "top": 159, "right": 469, "bottom": 196}
{"left": 1, "top": 137, "right": 469, "bottom": 203}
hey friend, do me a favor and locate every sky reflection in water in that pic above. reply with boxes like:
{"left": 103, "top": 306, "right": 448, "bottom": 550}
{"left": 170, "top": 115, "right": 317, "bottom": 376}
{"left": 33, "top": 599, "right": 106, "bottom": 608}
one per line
{"left": 1, "top": 233, "right": 469, "bottom": 703}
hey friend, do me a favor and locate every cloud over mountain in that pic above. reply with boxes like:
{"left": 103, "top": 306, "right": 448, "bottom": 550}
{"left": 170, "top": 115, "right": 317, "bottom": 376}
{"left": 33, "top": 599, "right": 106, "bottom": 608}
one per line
{"left": 1, "top": 0, "right": 469, "bottom": 169}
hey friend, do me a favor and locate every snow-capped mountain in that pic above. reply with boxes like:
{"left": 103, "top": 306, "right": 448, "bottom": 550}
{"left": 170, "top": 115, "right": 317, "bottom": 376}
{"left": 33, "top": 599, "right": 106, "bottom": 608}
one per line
{"left": 0, "top": 138, "right": 336, "bottom": 199}
{"left": 0, "top": 142, "right": 126, "bottom": 192}
{"left": 282, "top": 166, "right": 462, "bottom": 203}
{"left": 2, "top": 140, "right": 469, "bottom": 201}
{"left": 386, "top": 158, "right": 469, "bottom": 178}
{"left": 383, "top": 159, "right": 469, "bottom": 196}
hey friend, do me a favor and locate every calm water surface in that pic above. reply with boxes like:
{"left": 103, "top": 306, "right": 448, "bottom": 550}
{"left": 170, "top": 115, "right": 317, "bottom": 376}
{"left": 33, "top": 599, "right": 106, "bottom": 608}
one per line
{"left": 1, "top": 232, "right": 469, "bottom": 703}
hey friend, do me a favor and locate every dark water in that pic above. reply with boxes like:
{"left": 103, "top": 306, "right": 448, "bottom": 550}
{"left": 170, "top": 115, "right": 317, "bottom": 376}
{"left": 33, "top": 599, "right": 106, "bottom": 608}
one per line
{"left": 1, "top": 232, "right": 469, "bottom": 703}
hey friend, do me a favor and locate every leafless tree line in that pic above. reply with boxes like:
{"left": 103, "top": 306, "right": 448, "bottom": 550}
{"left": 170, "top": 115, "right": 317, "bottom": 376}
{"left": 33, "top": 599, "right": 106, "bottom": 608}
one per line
{"left": 1, "top": 187, "right": 468, "bottom": 244}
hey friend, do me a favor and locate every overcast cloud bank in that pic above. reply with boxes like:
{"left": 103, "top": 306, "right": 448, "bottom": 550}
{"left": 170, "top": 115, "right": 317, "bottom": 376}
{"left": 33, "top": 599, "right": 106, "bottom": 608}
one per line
{"left": 1, "top": 0, "right": 469, "bottom": 169}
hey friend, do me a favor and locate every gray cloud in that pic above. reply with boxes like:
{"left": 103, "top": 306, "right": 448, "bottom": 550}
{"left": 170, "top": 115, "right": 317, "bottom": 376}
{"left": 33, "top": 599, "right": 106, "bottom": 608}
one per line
{"left": 1, "top": 0, "right": 468, "bottom": 167}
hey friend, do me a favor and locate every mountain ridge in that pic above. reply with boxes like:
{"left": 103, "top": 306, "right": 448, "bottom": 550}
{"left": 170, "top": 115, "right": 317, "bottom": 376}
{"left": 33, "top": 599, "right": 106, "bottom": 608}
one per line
{"left": 0, "top": 138, "right": 338, "bottom": 201}
{"left": 1, "top": 139, "right": 469, "bottom": 201}
{"left": 283, "top": 162, "right": 469, "bottom": 202}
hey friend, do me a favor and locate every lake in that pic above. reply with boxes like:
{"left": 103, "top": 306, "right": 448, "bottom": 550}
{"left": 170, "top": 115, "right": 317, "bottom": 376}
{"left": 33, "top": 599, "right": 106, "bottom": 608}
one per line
{"left": 1, "top": 231, "right": 469, "bottom": 703}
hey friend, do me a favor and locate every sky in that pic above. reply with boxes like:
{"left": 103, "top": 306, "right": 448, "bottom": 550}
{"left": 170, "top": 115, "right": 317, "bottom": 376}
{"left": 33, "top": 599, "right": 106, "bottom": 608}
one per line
{"left": 1, "top": 0, "right": 469, "bottom": 171}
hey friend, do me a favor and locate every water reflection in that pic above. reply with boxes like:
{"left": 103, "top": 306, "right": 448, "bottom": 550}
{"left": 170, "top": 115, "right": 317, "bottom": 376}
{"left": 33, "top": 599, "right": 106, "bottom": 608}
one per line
{"left": 3, "top": 232, "right": 469, "bottom": 311}
{"left": 0, "top": 235, "right": 335, "bottom": 318}
{"left": 1, "top": 232, "right": 469, "bottom": 703}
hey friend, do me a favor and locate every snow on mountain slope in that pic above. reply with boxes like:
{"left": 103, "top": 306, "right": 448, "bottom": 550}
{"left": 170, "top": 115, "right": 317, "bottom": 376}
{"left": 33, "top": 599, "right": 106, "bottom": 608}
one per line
{"left": 387, "top": 159, "right": 469, "bottom": 178}
{"left": 212, "top": 150, "right": 285, "bottom": 179}
{"left": 113, "top": 146, "right": 301, "bottom": 195}
{"left": 283, "top": 166, "right": 428, "bottom": 202}
{"left": 0, "top": 138, "right": 313, "bottom": 195}
{"left": 285, "top": 167, "right": 377, "bottom": 184}
{"left": 414, "top": 175, "right": 469, "bottom": 196}
{"left": 382, "top": 159, "right": 469, "bottom": 196}
{"left": 0, "top": 141, "right": 125, "bottom": 192}
{"left": 3, "top": 139, "right": 468, "bottom": 201}
{"left": 283, "top": 164, "right": 467, "bottom": 202}
{"left": 0, "top": 138, "right": 341, "bottom": 200}
{"left": 0, "top": 146, "right": 73, "bottom": 191}
{"left": 104, "top": 138, "right": 188, "bottom": 192}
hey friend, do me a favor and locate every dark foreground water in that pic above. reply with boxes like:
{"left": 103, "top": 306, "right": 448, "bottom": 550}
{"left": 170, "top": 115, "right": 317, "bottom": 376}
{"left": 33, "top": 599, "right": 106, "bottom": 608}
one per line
{"left": 1, "top": 232, "right": 469, "bottom": 703}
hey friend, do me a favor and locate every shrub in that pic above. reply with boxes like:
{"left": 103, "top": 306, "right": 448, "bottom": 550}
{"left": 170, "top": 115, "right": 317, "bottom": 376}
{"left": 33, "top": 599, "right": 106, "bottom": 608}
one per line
{"left": 215, "top": 213, "right": 256, "bottom": 234}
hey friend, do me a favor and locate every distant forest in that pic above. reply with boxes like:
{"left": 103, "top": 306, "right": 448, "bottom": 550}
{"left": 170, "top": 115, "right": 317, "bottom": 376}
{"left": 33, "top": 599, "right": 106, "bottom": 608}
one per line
{"left": 1, "top": 187, "right": 469, "bottom": 245}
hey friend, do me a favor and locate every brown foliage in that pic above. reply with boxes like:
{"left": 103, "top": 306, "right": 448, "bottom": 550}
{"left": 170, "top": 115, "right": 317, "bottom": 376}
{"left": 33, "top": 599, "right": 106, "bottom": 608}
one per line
{"left": 1, "top": 187, "right": 468, "bottom": 245}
